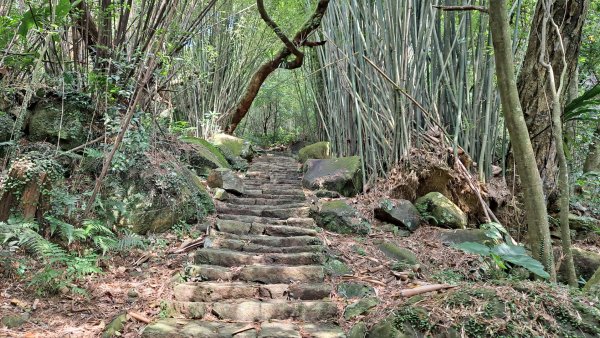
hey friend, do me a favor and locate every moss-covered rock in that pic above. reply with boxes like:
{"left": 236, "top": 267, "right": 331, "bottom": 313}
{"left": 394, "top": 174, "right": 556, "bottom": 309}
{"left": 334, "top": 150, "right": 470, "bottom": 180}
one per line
{"left": 348, "top": 322, "right": 368, "bottom": 338}
{"left": 298, "top": 141, "right": 331, "bottom": 163}
{"left": 311, "top": 200, "right": 371, "bottom": 235}
{"left": 1, "top": 314, "right": 28, "bottom": 329}
{"left": 181, "top": 137, "right": 230, "bottom": 175}
{"left": 211, "top": 134, "right": 244, "bottom": 157}
{"left": 102, "top": 153, "right": 214, "bottom": 234}
{"left": 438, "top": 229, "right": 488, "bottom": 246}
{"left": 558, "top": 247, "right": 600, "bottom": 283}
{"left": 344, "top": 297, "right": 379, "bottom": 320}
{"left": 337, "top": 282, "right": 376, "bottom": 299}
{"left": 367, "top": 315, "right": 412, "bottom": 338}
{"left": 415, "top": 192, "right": 467, "bottom": 229}
{"left": 28, "top": 100, "right": 87, "bottom": 149}
{"left": 324, "top": 257, "right": 353, "bottom": 276}
{"left": 0, "top": 111, "right": 14, "bottom": 142}
{"left": 102, "top": 313, "right": 128, "bottom": 338}
{"left": 377, "top": 241, "right": 418, "bottom": 265}
{"left": 568, "top": 214, "right": 599, "bottom": 232}
{"left": 584, "top": 267, "right": 600, "bottom": 293}
{"left": 374, "top": 199, "right": 422, "bottom": 232}
{"left": 302, "top": 157, "right": 363, "bottom": 197}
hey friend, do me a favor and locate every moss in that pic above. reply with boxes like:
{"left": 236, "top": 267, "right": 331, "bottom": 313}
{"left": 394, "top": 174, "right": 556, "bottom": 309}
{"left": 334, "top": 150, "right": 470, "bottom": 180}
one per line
{"left": 377, "top": 241, "right": 418, "bottom": 265}
{"left": 28, "top": 101, "right": 86, "bottom": 149}
{"left": 211, "top": 133, "right": 244, "bottom": 156}
{"left": 298, "top": 141, "right": 331, "bottom": 163}
{"left": 312, "top": 200, "right": 371, "bottom": 235}
{"left": 302, "top": 156, "right": 363, "bottom": 197}
{"left": 181, "top": 137, "right": 230, "bottom": 170}
{"left": 415, "top": 192, "right": 467, "bottom": 229}
{"left": 0, "top": 111, "right": 14, "bottom": 142}
{"left": 392, "top": 306, "right": 431, "bottom": 333}
{"left": 344, "top": 297, "right": 379, "bottom": 320}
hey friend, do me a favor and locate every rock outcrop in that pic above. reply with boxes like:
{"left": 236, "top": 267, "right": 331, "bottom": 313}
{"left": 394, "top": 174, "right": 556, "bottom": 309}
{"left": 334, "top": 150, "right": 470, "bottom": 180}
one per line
{"left": 303, "top": 156, "right": 363, "bottom": 197}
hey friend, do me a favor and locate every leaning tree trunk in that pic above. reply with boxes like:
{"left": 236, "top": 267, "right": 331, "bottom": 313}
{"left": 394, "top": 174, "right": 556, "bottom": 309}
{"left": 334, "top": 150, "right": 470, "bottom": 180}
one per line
{"left": 516, "top": 0, "right": 589, "bottom": 200}
{"left": 224, "top": 0, "right": 331, "bottom": 134}
{"left": 489, "top": 0, "right": 557, "bottom": 282}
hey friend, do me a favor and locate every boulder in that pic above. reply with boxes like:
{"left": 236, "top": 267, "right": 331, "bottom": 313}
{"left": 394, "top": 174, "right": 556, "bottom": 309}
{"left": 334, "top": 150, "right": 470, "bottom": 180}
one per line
{"left": 102, "top": 313, "right": 128, "bottom": 338}
{"left": 377, "top": 241, "right": 418, "bottom": 265}
{"left": 324, "top": 257, "right": 353, "bottom": 276}
{"left": 367, "top": 316, "right": 407, "bottom": 338}
{"left": 28, "top": 100, "right": 86, "bottom": 149}
{"left": 568, "top": 214, "right": 599, "bottom": 232}
{"left": 348, "top": 322, "right": 368, "bottom": 338}
{"left": 103, "top": 154, "right": 214, "bottom": 234}
{"left": 311, "top": 200, "right": 370, "bottom": 235}
{"left": 181, "top": 137, "right": 230, "bottom": 175}
{"left": 438, "top": 229, "right": 488, "bottom": 246}
{"left": 0, "top": 111, "right": 14, "bottom": 142}
{"left": 1, "top": 314, "right": 28, "bottom": 329}
{"left": 337, "top": 282, "right": 376, "bottom": 299}
{"left": 415, "top": 192, "right": 467, "bottom": 229}
{"left": 344, "top": 297, "right": 379, "bottom": 320}
{"left": 207, "top": 168, "right": 244, "bottom": 195}
{"left": 211, "top": 133, "right": 245, "bottom": 157}
{"left": 315, "top": 190, "right": 341, "bottom": 199}
{"left": 558, "top": 247, "right": 600, "bottom": 283}
{"left": 583, "top": 267, "right": 600, "bottom": 293}
{"left": 298, "top": 141, "right": 331, "bottom": 163}
{"left": 374, "top": 199, "right": 422, "bottom": 232}
{"left": 214, "top": 188, "right": 229, "bottom": 201}
{"left": 303, "top": 157, "right": 363, "bottom": 197}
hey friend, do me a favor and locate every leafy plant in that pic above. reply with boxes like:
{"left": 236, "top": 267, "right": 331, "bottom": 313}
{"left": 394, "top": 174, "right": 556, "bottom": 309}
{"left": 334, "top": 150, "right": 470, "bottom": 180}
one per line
{"left": 452, "top": 223, "right": 550, "bottom": 279}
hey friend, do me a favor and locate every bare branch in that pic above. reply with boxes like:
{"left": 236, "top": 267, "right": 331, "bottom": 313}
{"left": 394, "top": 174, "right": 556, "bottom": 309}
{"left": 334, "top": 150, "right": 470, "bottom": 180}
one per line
{"left": 433, "top": 5, "right": 489, "bottom": 14}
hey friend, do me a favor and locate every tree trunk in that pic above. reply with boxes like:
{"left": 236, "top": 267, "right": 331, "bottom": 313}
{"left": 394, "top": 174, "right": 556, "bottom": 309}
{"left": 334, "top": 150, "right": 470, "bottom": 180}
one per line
{"left": 224, "top": 0, "right": 331, "bottom": 134}
{"left": 583, "top": 122, "right": 600, "bottom": 172}
{"left": 489, "top": 0, "right": 557, "bottom": 282}
{"left": 516, "top": 0, "right": 589, "bottom": 199}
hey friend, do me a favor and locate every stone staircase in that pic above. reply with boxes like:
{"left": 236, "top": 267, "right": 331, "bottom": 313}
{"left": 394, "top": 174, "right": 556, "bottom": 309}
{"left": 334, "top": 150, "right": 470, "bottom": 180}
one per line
{"left": 143, "top": 153, "right": 345, "bottom": 338}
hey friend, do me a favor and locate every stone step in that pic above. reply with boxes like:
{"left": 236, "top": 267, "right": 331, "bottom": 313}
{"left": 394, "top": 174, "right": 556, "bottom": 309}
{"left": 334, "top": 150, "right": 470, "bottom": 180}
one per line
{"left": 185, "top": 264, "right": 325, "bottom": 284}
{"left": 166, "top": 300, "right": 338, "bottom": 322}
{"left": 218, "top": 201, "right": 306, "bottom": 210}
{"left": 227, "top": 196, "right": 306, "bottom": 205}
{"left": 194, "top": 248, "right": 323, "bottom": 267}
{"left": 243, "top": 190, "right": 305, "bottom": 198}
{"left": 206, "top": 236, "right": 324, "bottom": 254}
{"left": 208, "top": 231, "right": 322, "bottom": 247}
{"left": 174, "top": 282, "right": 332, "bottom": 302}
{"left": 142, "top": 320, "right": 345, "bottom": 338}
{"left": 215, "top": 220, "right": 317, "bottom": 236}
{"left": 216, "top": 205, "right": 310, "bottom": 219}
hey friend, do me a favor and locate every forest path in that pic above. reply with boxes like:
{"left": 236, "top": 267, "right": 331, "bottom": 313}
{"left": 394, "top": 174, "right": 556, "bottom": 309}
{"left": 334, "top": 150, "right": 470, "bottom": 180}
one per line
{"left": 142, "top": 153, "right": 345, "bottom": 337}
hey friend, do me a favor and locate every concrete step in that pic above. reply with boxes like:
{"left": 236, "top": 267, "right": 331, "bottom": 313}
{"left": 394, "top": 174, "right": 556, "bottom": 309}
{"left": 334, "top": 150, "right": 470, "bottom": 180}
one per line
{"left": 185, "top": 264, "right": 325, "bottom": 284}
{"left": 174, "top": 282, "right": 332, "bottom": 302}
{"left": 194, "top": 248, "right": 323, "bottom": 267}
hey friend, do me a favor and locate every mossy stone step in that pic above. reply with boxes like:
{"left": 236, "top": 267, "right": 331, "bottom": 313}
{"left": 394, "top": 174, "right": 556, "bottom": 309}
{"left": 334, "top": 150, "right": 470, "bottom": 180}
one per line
{"left": 226, "top": 197, "right": 305, "bottom": 206}
{"left": 216, "top": 205, "right": 310, "bottom": 219}
{"left": 210, "top": 300, "right": 338, "bottom": 322}
{"left": 174, "top": 282, "right": 332, "bottom": 302}
{"left": 185, "top": 264, "right": 325, "bottom": 283}
{"left": 208, "top": 231, "right": 322, "bottom": 247}
{"left": 205, "top": 236, "right": 324, "bottom": 254}
{"left": 142, "top": 319, "right": 257, "bottom": 338}
{"left": 216, "top": 218, "right": 318, "bottom": 236}
{"left": 194, "top": 248, "right": 324, "bottom": 266}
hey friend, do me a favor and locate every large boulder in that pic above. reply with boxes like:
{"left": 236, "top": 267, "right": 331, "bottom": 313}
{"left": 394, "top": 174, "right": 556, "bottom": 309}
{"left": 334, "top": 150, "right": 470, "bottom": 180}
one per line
{"left": 311, "top": 200, "right": 371, "bottom": 235}
{"left": 558, "top": 247, "right": 600, "bottom": 283}
{"left": 0, "top": 111, "right": 14, "bottom": 142}
{"left": 583, "top": 267, "right": 600, "bottom": 293}
{"left": 374, "top": 199, "right": 422, "bottom": 232}
{"left": 298, "top": 141, "right": 331, "bottom": 163}
{"left": 211, "top": 133, "right": 255, "bottom": 161}
{"left": 102, "top": 153, "right": 214, "bottom": 234}
{"left": 207, "top": 168, "right": 245, "bottom": 195}
{"left": 415, "top": 192, "right": 467, "bottom": 229}
{"left": 181, "top": 137, "right": 230, "bottom": 175}
{"left": 28, "top": 100, "right": 87, "bottom": 149}
{"left": 568, "top": 214, "right": 599, "bottom": 232}
{"left": 303, "top": 157, "right": 363, "bottom": 197}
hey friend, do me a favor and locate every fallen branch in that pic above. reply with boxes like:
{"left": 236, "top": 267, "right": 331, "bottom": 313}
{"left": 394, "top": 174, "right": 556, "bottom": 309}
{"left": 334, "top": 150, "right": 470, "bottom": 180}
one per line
{"left": 232, "top": 325, "right": 256, "bottom": 335}
{"left": 168, "top": 236, "right": 206, "bottom": 254}
{"left": 401, "top": 284, "right": 457, "bottom": 298}
{"left": 128, "top": 311, "right": 151, "bottom": 324}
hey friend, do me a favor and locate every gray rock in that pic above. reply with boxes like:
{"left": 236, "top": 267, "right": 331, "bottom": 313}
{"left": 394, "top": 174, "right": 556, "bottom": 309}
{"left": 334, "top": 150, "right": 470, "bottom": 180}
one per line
{"left": 344, "top": 297, "right": 379, "bottom": 320}
{"left": 348, "top": 322, "right": 368, "bottom": 338}
{"left": 214, "top": 188, "right": 229, "bottom": 201}
{"left": 298, "top": 141, "right": 331, "bottom": 163}
{"left": 374, "top": 199, "right": 422, "bottom": 232}
{"left": 207, "top": 168, "right": 245, "bottom": 195}
{"left": 377, "top": 241, "right": 418, "bottom": 265}
{"left": 337, "top": 282, "right": 376, "bottom": 299}
{"left": 1, "top": 314, "right": 27, "bottom": 329}
{"left": 439, "top": 229, "right": 488, "bottom": 246}
{"left": 102, "top": 313, "right": 128, "bottom": 338}
{"left": 311, "top": 200, "right": 371, "bottom": 235}
{"left": 303, "top": 157, "right": 363, "bottom": 197}
{"left": 324, "top": 257, "right": 353, "bottom": 276}
{"left": 315, "top": 190, "right": 341, "bottom": 199}
{"left": 568, "top": 214, "right": 599, "bottom": 232}
{"left": 415, "top": 192, "right": 467, "bottom": 229}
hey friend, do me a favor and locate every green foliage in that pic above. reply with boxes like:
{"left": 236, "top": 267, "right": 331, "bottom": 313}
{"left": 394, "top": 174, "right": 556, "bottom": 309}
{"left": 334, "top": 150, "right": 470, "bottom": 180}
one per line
{"left": 453, "top": 223, "right": 550, "bottom": 279}
{"left": 564, "top": 84, "right": 600, "bottom": 123}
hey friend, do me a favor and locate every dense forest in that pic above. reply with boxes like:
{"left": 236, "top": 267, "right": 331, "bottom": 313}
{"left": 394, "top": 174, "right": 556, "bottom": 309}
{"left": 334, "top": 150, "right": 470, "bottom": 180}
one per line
{"left": 0, "top": 0, "right": 599, "bottom": 337}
